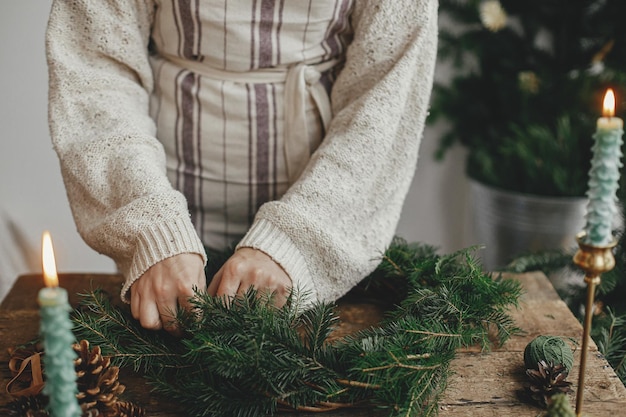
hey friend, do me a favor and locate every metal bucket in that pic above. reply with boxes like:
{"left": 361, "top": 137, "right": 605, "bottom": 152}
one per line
{"left": 469, "top": 179, "right": 587, "bottom": 271}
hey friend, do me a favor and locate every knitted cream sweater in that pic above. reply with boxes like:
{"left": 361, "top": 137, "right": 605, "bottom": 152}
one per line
{"left": 46, "top": 0, "right": 438, "bottom": 303}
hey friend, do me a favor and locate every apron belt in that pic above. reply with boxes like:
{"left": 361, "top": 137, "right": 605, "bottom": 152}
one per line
{"left": 163, "top": 55, "right": 339, "bottom": 183}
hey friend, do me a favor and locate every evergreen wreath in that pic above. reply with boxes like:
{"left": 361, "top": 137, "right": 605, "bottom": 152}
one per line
{"left": 70, "top": 239, "right": 522, "bottom": 417}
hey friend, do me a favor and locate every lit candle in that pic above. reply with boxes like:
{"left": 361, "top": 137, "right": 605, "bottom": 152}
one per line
{"left": 39, "top": 231, "right": 81, "bottom": 417}
{"left": 582, "top": 89, "right": 624, "bottom": 246}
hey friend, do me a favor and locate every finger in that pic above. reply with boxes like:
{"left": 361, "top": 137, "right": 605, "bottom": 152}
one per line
{"left": 259, "top": 286, "right": 289, "bottom": 308}
{"left": 155, "top": 295, "right": 180, "bottom": 332}
{"left": 130, "top": 285, "right": 140, "bottom": 320}
{"left": 272, "top": 290, "right": 288, "bottom": 308}
{"left": 139, "top": 299, "right": 162, "bottom": 330}
{"left": 195, "top": 270, "right": 208, "bottom": 292}
{"left": 262, "top": 280, "right": 289, "bottom": 307}
{"left": 215, "top": 271, "right": 241, "bottom": 307}
{"left": 207, "top": 267, "right": 223, "bottom": 296}
{"left": 216, "top": 274, "right": 241, "bottom": 301}
{"left": 160, "top": 313, "right": 179, "bottom": 334}
{"left": 235, "top": 274, "right": 252, "bottom": 297}
{"left": 177, "top": 285, "right": 197, "bottom": 311}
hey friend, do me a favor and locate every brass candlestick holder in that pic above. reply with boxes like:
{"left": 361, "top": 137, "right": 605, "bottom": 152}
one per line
{"left": 572, "top": 231, "right": 617, "bottom": 417}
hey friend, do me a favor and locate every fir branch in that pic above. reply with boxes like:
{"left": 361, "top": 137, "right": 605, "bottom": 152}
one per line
{"left": 503, "top": 249, "right": 574, "bottom": 274}
{"left": 72, "top": 288, "right": 183, "bottom": 372}
{"left": 336, "top": 379, "right": 381, "bottom": 390}
{"left": 298, "top": 303, "right": 339, "bottom": 357}
{"left": 404, "top": 329, "right": 463, "bottom": 339}
{"left": 71, "top": 239, "right": 521, "bottom": 417}
{"left": 402, "top": 370, "right": 440, "bottom": 417}
{"left": 591, "top": 307, "right": 626, "bottom": 382}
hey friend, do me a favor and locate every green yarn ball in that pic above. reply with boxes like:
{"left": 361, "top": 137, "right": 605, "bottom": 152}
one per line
{"left": 524, "top": 335, "right": 574, "bottom": 372}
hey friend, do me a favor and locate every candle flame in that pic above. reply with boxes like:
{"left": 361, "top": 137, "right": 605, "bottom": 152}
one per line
{"left": 603, "top": 88, "right": 616, "bottom": 117}
{"left": 42, "top": 231, "right": 59, "bottom": 288}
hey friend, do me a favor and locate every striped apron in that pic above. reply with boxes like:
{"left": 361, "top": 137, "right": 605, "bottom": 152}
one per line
{"left": 149, "top": 0, "right": 354, "bottom": 249}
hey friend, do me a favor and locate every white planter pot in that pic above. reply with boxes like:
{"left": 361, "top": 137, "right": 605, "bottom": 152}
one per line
{"left": 469, "top": 179, "right": 588, "bottom": 271}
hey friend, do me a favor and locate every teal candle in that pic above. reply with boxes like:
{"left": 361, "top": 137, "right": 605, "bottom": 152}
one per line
{"left": 583, "top": 89, "right": 624, "bottom": 246}
{"left": 40, "top": 232, "right": 81, "bottom": 417}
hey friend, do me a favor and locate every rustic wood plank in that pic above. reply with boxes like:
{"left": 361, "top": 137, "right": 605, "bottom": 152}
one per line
{"left": 1, "top": 271, "right": 625, "bottom": 417}
{"left": 441, "top": 350, "right": 625, "bottom": 414}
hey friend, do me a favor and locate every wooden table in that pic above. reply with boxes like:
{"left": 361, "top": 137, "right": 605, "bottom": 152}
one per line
{"left": 1, "top": 272, "right": 625, "bottom": 416}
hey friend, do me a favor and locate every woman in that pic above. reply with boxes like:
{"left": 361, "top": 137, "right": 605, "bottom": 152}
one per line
{"left": 46, "top": 0, "right": 438, "bottom": 333}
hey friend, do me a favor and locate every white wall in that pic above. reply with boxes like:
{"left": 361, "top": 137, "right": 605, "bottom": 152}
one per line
{"left": 0, "top": 1, "right": 470, "bottom": 300}
{"left": 0, "top": 1, "right": 116, "bottom": 300}
{"left": 398, "top": 123, "right": 471, "bottom": 253}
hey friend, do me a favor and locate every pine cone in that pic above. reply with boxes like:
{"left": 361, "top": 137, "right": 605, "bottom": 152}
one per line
{"left": 526, "top": 360, "right": 573, "bottom": 406}
{"left": 73, "top": 340, "right": 126, "bottom": 415}
{"left": 6, "top": 395, "right": 49, "bottom": 417}
{"left": 115, "top": 401, "right": 146, "bottom": 417}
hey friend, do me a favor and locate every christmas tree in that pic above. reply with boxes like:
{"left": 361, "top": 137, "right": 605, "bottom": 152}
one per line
{"left": 431, "top": 0, "right": 626, "bottom": 196}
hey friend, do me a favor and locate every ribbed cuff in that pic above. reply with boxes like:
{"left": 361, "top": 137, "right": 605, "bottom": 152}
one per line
{"left": 120, "top": 217, "right": 207, "bottom": 303}
{"left": 237, "top": 218, "right": 317, "bottom": 304}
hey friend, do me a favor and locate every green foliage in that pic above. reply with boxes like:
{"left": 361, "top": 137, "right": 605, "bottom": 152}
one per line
{"left": 505, "top": 249, "right": 574, "bottom": 276}
{"left": 544, "top": 393, "right": 576, "bottom": 417}
{"left": 71, "top": 239, "right": 522, "bottom": 417}
{"left": 72, "top": 289, "right": 184, "bottom": 373}
{"left": 431, "top": 0, "right": 626, "bottom": 196}
{"left": 591, "top": 308, "right": 626, "bottom": 379}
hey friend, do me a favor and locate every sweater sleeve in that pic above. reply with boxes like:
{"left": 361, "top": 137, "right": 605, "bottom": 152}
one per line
{"left": 46, "top": 0, "right": 207, "bottom": 302}
{"left": 238, "top": 0, "right": 438, "bottom": 303}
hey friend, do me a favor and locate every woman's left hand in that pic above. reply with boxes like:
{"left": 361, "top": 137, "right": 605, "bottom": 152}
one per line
{"left": 208, "top": 248, "right": 292, "bottom": 307}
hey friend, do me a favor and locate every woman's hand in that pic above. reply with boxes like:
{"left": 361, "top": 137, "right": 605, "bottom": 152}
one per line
{"left": 208, "top": 248, "right": 292, "bottom": 307}
{"left": 130, "top": 253, "right": 206, "bottom": 334}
